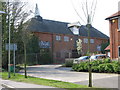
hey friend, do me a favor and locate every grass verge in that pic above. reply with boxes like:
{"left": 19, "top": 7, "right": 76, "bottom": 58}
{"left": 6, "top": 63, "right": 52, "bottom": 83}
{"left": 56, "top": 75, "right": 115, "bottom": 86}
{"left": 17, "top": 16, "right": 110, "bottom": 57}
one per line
{"left": 1, "top": 72, "right": 109, "bottom": 90}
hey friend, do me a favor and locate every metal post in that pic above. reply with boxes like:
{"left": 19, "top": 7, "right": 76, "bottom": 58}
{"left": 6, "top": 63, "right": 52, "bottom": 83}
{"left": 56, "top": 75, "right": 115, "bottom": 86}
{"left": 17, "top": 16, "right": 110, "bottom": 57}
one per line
{"left": 0, "top": 13, "right": 2, "bottom": 72}
{"left": 8, "top": 14, "right": 10, "bottom": 78}
{"left": 8, "top": 0, "right": 11, "bottom": 78}
{"left": 13, "top": 44, "right": 15, "bottom": 76}
{"left": 36, "top": 54, "right": 37, "bottom": 64}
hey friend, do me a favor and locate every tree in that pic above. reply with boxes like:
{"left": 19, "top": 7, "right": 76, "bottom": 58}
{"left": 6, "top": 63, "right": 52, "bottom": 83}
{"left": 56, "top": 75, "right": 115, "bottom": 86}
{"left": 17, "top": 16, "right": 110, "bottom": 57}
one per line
{"left": 22, "top": 24, "right": 32, "bottom": 78}
{"left": 101, "top": 41, "right": 109, "bottom": 54}
{"left": 1, "top": 0, "right": 32, "bottom": 78}
{"left": 71, "top": 0, "right": 97, "bottom": 87}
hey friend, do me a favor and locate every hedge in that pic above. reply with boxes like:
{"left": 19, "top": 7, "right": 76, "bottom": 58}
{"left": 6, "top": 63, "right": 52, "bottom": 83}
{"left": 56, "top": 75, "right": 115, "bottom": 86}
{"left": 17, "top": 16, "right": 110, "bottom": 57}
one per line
{"left": 72, "top": 58, "right": 120, "bottom": 74}
{"left": 64, "top": 59, "right": 74, "bottom": 67}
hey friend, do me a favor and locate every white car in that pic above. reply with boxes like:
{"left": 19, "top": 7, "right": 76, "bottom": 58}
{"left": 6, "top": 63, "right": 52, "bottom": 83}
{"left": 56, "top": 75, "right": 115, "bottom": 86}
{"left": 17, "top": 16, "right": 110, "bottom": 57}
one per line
{"left": 73, "top": 56, "right": 90, "bottom": 64}
{"left": 90, "top": 54, "right": 106, "bottom": 61}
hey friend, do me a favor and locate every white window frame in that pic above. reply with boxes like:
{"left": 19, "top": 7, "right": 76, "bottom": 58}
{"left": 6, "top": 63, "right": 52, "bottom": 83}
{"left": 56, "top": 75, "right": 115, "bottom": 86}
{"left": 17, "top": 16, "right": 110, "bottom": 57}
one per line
{"left": 118, "top": 17, "right": 120, "bottom": 31}
{"left": 90, "top": 39, "right": 94, "bottom": 43}
{"left": 64, "top": 36, "right": 69, "bottom": 42}
{"left": 118, "top": 46, "right": 120, "bottom": 58}
{"left": 84, "top": 38, "right": 88, "bottom": 43}
{"left": 56, "top": 35, "right": 61, "bottom": 41}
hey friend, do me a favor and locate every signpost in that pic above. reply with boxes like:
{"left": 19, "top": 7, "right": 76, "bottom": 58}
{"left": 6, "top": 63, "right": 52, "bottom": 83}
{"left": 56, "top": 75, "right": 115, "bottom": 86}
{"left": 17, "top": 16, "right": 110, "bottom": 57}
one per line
{"left": 6, "top": 43, "right": 17, "bottom": 76}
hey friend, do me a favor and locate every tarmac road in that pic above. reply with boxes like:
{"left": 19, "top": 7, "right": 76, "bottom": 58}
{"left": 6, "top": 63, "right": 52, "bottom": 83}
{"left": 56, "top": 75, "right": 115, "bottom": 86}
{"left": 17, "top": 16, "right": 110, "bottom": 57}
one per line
{"left": 19, "top": 65, "right": 119, "bottom": 89}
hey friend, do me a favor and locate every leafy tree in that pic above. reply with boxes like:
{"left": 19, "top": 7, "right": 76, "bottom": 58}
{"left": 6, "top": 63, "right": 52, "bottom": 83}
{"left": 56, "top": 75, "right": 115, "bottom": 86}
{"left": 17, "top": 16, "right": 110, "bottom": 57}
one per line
{"left": 101, "top": 41, "right": 109, "bottom": 54}
{"left": 1, "top": 1, "right": 37, "bottom": 78}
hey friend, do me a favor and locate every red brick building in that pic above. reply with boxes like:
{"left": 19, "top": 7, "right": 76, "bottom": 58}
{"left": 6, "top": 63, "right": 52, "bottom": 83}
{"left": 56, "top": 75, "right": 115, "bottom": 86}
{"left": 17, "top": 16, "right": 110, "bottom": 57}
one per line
{"left": 27, "top": 4, "right": 109, "bottom": 63}
{"left": 106, "top": 11, "right": 120, "bottom": 60}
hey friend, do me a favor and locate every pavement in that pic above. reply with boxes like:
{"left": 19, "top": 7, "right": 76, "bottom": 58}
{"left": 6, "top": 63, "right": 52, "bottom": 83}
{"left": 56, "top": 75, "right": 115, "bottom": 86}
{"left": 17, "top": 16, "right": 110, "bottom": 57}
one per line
{"left": 0, "top": 78, "right": 62, "bottom": 89}
{"left": 19, "top": 65, "right": 119, "bottom": 89}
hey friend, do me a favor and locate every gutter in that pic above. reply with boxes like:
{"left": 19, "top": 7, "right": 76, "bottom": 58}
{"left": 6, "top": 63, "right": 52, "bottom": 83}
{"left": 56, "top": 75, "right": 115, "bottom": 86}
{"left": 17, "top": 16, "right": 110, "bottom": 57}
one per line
{"left": 105, "top": 15, "right": 120, "bottom": 20}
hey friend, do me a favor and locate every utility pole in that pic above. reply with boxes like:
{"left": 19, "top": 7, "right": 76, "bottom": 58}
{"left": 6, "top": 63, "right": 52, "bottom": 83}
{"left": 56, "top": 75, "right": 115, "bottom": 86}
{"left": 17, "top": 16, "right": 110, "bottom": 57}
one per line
{"left": 0, "top": 10, "right": 6, "bottom": 72}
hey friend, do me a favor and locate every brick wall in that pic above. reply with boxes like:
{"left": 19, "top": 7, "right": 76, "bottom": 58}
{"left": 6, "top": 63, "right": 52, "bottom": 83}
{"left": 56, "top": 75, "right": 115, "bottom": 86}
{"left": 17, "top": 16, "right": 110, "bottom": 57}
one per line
{"left": 109, "top": 19, "right": 120, "bottom": 59}
{"left": 79, "top": 36, "right": 108, "bottom": 55}
{"left": 34, "top": 32, "right": 108, "bottom": 63}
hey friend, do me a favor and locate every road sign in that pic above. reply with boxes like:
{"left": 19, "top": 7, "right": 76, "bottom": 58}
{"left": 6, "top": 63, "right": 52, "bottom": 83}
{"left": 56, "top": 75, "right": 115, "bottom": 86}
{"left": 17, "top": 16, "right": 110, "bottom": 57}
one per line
{"left": 6, "top": 44, "right": 17, "bottom": 51}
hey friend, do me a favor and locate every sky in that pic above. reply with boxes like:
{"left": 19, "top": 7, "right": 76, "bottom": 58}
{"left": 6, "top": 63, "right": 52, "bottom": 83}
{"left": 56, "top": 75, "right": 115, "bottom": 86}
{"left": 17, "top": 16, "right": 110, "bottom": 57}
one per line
{"left": 27, "top": 0, "right": 119, "bottom": 36}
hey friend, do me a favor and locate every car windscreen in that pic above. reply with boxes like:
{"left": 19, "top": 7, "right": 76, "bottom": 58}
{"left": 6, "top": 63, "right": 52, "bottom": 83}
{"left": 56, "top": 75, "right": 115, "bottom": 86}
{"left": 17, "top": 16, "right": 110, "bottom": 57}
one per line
{"left": 90, "top": 56, "right": 97, "bottom": 59}
{"left": 79, "top": 56, "right": 88, "bottom": 60}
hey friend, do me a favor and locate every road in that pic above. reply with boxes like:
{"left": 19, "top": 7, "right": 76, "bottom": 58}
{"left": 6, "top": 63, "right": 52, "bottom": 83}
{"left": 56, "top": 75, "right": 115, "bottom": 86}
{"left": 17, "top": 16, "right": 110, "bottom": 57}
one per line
{"left": 19, "top": 65, "right": 119, "bottom": 89}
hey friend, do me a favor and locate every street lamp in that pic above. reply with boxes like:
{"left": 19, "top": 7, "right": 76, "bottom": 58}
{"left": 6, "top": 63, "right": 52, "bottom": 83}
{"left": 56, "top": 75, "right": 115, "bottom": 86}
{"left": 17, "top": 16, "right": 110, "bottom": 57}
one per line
{"left": 1, "top": 9, "right": 11, "bottom": 79}
{"left": 0, "top": 11, "right": 6, "bottom": 73}
{"left": 0, "top": 4, "right": 11, "bottom": 79}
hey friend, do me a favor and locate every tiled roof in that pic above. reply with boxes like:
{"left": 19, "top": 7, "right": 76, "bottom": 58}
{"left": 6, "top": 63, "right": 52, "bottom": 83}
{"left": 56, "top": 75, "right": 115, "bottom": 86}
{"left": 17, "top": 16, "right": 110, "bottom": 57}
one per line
{"left": 79, "top": 25, "right": 109, "bottom": 39}
{"left": 105, "top": 11, "right": 120, "bottom": 20}
{"left": 27, "top": 17, "right": 109, "bottom": 39}
{"left": 105, "top": 45, "right": 110, "bottom": 51}
{"left": 27, "top": 17, "right": 73, "bottom": 35}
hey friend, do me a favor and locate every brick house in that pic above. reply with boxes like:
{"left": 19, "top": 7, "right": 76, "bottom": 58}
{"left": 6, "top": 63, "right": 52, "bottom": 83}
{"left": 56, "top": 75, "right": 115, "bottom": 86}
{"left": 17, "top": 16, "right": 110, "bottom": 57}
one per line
{"left": 27, "top": 4, "right": 109, "bottom": 63}
{"left": 105, "top": 11, "right": 120, "bottom": 60}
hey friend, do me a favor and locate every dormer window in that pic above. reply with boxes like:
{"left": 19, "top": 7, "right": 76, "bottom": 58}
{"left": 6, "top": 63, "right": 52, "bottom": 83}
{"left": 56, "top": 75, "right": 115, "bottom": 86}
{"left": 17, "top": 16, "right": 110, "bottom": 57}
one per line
{"left": 70, "top": 26, "right": 79, "bottom": 35}
{"left": 68, "top": 22, "right": 80, "bottom": 35}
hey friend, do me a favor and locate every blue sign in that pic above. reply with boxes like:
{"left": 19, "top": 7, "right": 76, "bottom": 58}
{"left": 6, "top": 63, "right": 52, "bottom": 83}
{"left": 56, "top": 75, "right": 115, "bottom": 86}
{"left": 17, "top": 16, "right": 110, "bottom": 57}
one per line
{"left": 39, "top": 41, "right": 50, "bottom": 48}
{"left": 6, "top": 43, "right": 17, "bottom": 51}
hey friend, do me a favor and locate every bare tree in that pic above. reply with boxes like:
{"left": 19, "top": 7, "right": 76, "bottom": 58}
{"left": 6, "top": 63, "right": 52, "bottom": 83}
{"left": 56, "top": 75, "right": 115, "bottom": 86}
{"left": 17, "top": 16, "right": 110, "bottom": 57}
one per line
{"left": 19, "top": 13, "right": 32, "bottom": 78}
{"left": 71, "top": 0, "right": 97, "bottom": 87}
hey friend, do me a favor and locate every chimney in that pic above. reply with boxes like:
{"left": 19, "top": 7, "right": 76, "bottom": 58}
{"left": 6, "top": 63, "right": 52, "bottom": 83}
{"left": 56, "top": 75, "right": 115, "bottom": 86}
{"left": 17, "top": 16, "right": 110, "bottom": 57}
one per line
{"left": 35, "top": 4, "right": 43, "bottom": 21}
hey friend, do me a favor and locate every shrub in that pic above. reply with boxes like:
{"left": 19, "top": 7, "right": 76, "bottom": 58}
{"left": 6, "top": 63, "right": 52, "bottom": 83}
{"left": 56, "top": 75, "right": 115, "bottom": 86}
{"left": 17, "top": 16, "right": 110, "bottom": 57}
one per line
{"left": 72, "top": 64, "right": 79, "bottom": 71}
{"left": 72, "top": 62, "right": 89, "bottom": 72}
{"left": 112, "top": 63, "right": 120, "bottom": 73}
{"left": 65, "top": 59, "right": 73, "bottom": 67}
{"left": 83, "top": 62, "right": 89, "bottom": 71}
{"left": 104, "top": 63, "right": 114, "bottom": 73}
{"left": 102, "top": 58, "right": 111, "bottom": 63}
{"left": 76, "top": 62, "right": 86, "bottom": 72}
{"left": 91, "top": 60, "right": 102, "bottom": 66}
{"left": 92, "top": 66, "right": 99, "bottom": 72}
{"left": 98, "top": 64, "right": 106, "bottom": 72}
{"left": 72, "top": 59, "right": 120, "bottom": 73}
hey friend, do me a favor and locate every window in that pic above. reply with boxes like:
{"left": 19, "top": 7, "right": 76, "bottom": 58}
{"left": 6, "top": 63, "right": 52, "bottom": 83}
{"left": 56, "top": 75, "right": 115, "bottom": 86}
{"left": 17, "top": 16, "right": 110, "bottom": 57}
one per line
{"left": 118, "top": 17, "right": 120, "bottom": 31}
{"left": 70, "top": 26, "right": 79, "bottom": 35}
{"left": 84, "top": 38, "right": 88, "bottom": 43}
{"left": 64, "top": 36, "right": 69, "bottom": 42}
{"left": 97, "top": 45, "right": 101, "bottom": 51}
{"left": 118, "top": 46, "right": 120, "bottom": 57}
{"left": 90, "top": 39, "right": 94, "bottom": 43}
{"left": 56, "top": 35, "right": 61, "bottom": 41}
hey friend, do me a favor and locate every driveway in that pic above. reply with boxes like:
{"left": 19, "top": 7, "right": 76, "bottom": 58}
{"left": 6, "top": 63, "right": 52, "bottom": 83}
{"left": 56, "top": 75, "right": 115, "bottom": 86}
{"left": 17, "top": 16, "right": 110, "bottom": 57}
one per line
{"left": 19, "top": 65, "right": 119, "bottom": 89}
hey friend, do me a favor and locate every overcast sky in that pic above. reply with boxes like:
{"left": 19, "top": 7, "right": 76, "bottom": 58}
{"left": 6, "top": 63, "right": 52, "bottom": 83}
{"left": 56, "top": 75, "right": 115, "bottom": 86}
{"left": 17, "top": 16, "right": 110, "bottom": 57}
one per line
{"left": 27, "top": 0, "right": 119, "bottom": 36}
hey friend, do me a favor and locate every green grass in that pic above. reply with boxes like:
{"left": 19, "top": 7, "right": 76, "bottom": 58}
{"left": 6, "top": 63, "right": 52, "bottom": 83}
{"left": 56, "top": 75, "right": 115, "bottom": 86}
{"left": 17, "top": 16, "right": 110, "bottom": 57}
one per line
{"left": 1, "top": 72, "right": 109, "bottom": 90}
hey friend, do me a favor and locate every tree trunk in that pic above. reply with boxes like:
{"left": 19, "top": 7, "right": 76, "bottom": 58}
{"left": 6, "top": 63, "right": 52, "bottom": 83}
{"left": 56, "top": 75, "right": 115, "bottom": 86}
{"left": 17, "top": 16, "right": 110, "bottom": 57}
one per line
{"left": 87, "top": 23, "right": 92, "bottom": 87}
{"left": 24, "top": 43, "right": 27, "bottom": 78}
